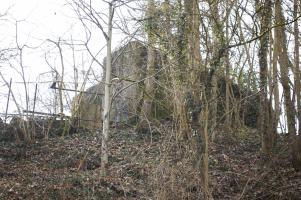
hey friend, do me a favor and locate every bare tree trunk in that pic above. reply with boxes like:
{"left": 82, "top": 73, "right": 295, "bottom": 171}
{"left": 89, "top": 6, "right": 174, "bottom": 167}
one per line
{"left": 257, "top": 0, "right": 273, "bottom": 154}
{"left": 267, "top": 31, "right": 277, "bottom": 145}
{"left": 161, "top": 0, "right": 180, "bottom": 133}
{"left": 58, "top": 42, "right": 65, "bottom": 123}
{"left": 101, "top": 2, "right": 114, "bottom": 176}
{"left": 272, "top": 29, "right": 280, "bottom": 144}
{"left": 15, "top": 46, "right": 30, "bottom": 141}
{"left": 293, "top": 0, "right": 301, "bottom": 135}
{"left": 275, "top": 0, "right": 301, "bottom": 170}
{"left": 140, "top": 0, "right": 156, "bottom": 127}
{"left": 172, "top": 0, "right": 190, "bottom": 139}
{"left": 293, "top": 0, "right": 301, "bottom": 169}
{"left": 211, "top": 74, "right": 218, "bottom": 128}
{"left": 208, "top": 0, "right": 222, "bottom": 132}
{"left": 15, "top": 21, "right": 31, "bottom": 141}
{"left": 225, "top": 19, "right": 231, "bottom": 130}
{"left": 184, "top": 0, "right": 211, "bottom": 198}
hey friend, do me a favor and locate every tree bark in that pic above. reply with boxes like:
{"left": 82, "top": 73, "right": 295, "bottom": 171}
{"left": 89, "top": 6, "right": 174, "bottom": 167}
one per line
{"left": 172, "top": 0, "right": 190, "bottom": 139}
{"left": 208, "top": 0, "right": 222, "bottom": 132}
{"left": 141, "top": 0, "right": 156, "bottom": 122}
{"left": 275, "top": 0, "right": 301, "bottom": 170}
{"left": 225, "top": 15, "right": 231, "bottom": 130}
{"left": 257, "top": 0, "right": 273, "bottom": 154}
{"left": 272, "top": 29, "right": 280, "bottom": 145}
{"left": 184, "top": 0, "right": 211, "bottom": 198}
{"left": 101, "top": 2, "right": 113, "bottom": 176}
{"left": 293, "top": 0, "right": 301, "bottom": 135}
{"left": 293, "top": 0, "right": 301, "bottom": 170}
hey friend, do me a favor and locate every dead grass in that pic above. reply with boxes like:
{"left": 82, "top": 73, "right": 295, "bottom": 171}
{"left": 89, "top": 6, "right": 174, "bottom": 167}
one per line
{"left": 0, "top": 126, "right": 300, "bottom": 199}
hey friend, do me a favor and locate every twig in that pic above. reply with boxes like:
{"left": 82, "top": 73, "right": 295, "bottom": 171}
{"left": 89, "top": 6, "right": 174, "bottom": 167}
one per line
{"left": 238, "top": 177, "right": 251, "bottom": 200}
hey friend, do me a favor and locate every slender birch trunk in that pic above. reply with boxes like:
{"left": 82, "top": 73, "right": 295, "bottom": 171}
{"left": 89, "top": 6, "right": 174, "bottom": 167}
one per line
{"left": 101, "top": 2, "right": 114, "bottom": 176}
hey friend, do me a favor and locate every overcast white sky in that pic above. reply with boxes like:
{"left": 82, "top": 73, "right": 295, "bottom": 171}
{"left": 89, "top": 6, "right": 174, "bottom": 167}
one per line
{"left": 1, "top": 0, "right": 77, "bottom": 45}
{"left": 0, "top": 0, "right": 143, "bottom": 116}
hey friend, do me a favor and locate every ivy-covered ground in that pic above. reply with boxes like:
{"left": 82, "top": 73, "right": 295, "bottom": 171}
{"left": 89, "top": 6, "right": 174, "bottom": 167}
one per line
{"left": 0, "top": 125, "right": 300, "bottom": 199}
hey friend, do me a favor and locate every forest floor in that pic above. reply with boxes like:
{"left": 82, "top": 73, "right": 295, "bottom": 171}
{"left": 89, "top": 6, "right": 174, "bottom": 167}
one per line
{"left": 0, "top": 125, "right": 301, "bottom": 200}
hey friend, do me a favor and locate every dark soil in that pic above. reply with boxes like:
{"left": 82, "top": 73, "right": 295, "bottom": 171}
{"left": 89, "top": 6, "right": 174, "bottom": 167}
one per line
{"left": 0, "top": 126, "right": 300, "bottom": 199}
